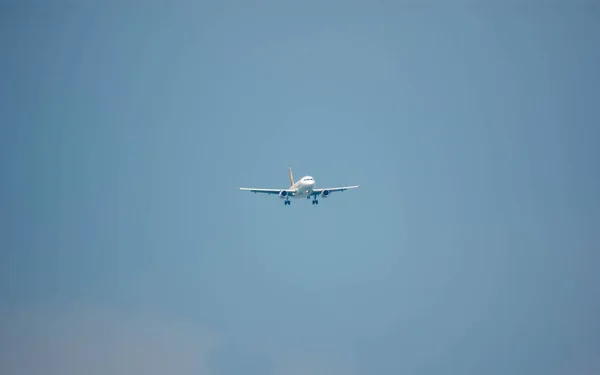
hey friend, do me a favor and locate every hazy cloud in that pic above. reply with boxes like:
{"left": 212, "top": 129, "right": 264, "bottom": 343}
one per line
{"left": 0, "top": 305, "right": 215, "bottom": 375}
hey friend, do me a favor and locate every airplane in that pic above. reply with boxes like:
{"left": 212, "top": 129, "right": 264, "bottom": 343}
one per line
{"left": 239, "top": 167, "right": 359, "bottom": 205}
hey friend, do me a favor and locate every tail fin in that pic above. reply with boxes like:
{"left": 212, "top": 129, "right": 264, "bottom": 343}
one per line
{"left": 289, "top": 167, "right": 295, "bottom": 187}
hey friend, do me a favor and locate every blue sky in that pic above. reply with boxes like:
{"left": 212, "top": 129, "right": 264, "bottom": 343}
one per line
{"left": 1, "top": 2, "right": 599, "bottom": 374}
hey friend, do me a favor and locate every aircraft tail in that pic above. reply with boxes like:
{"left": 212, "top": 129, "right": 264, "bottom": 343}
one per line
{"left": 289, "top": 167, "right": 295, "bottom": 187}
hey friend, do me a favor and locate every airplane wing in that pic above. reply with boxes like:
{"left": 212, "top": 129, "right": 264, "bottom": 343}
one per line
{"left": 239, "top": 188, "right": 295, "bottom": 195}
{"left": 311, "top": 185, "right": 360, "bottom": 196}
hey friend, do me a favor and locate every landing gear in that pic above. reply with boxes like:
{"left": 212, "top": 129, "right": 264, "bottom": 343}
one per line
{"left": 309, "top": 194, "right": 319, "bottom": 205}
{"left": 284, "top": 200, "right": 290, "bottom": 205}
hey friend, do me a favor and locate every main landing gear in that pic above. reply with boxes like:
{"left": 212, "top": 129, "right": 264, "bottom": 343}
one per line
{"left": 307, "top": 195, "right": 319, "bottom": 205}
{"left": 284, "top": 200, "right": 290, "bottom": 205}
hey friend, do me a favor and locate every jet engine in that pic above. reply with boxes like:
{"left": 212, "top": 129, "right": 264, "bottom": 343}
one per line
{"left": 279, "top": 190, "right": 288, "bottom": 199}
{"left": 320, "top": 190, "right": 331, "bottom": 198}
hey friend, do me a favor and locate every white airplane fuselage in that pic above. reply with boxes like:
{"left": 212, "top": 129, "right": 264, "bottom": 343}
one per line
{"left": 288, "top": 176, "right": 316, "bottom": 198}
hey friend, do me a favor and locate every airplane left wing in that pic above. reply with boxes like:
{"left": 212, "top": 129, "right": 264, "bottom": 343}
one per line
{"left": 239, "top": 188, "right": 293, "bottom": 195}
{"left": 311, "top": 185, "right": 360, "bottom": 196}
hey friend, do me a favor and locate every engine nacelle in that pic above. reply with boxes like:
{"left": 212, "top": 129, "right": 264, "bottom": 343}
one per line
{"left": 320, "top": 190, "right": 331, "bottom": 198}
{"left": 279, "top": 190, "right": 289, "bottom": 199}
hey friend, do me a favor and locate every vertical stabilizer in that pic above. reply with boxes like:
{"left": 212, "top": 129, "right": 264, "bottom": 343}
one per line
{"left": 289, "top": 167, "right": 295, "bottom": 187}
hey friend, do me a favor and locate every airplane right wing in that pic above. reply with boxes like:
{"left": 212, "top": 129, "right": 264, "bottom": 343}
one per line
{"left": 239, "top": 188, "right": 295, "bottom": 195}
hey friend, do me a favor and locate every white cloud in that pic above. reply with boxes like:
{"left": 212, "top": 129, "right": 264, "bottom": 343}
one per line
{"left": 0, "top": 305, "right": 215, "bottom": 375}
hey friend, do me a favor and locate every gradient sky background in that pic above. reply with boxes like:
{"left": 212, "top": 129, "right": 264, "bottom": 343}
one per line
{"left": 1, "top": 2, "right": 599, "bottom": 374}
